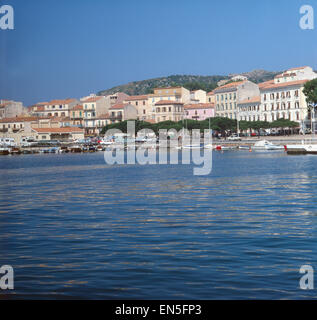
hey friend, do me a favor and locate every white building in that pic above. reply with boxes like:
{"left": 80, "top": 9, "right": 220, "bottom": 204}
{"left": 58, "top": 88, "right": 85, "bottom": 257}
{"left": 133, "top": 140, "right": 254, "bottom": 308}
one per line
{"left": 259, "top": 66, "right": 317, "bottom": 126}
{"left": 215, "top": 80, "right": 260, "bottom": 120}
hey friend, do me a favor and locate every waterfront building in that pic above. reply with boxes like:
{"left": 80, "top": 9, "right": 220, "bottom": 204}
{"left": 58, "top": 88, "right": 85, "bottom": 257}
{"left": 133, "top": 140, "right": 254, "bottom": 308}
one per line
{"left": 190, "top": 90, "right": 207, "bottom": 104}
{"left": 95, "top": 114, "right": 111, "bottom": 133}
{"left": 29, "top": 99, "right": 79, "bottom": 118}
{"left": 149, "top": 87, "right": 191, "bottom": 105}
{"left": 237, "top": 96, "right": 262, "bottom": 122}
{"left": 100, "top": 92, "right": 130, "bottom": 111}
{"left": 206, "top": 90, "right": 216, "bottom": 104}
{"left": 0, "top": 116, "right": 40, "bottom": 135}
{"left": 214, "top": 80, "right": 260, "bottom": 120}
{"left": 154, "top": 100, "right": 184, "bottom": 123}
{"left": 123, "top": 95, "right": 152, "bottom": 121}
{"left": 108, "top": 103, "right": 138, "bottom": 123}
{"left": 184, "top": 103, "right": 215, "bottom": 121}
{"left": 32, "top": 127, "right": 85, "bottom": 142}
{"left": 82, "top": 96, "right": 108, "bottom": 135}
{"left": 0, "top": 115, "right": 85, "bottom": 142}
{"left": 70, "top": 104, "right": 84, "bottom": 127}
{"left": 0, "top": 100, "right": 25, "bottom": 119}
{"left": 258, "top": 67, "right": 317, "bottom": 127}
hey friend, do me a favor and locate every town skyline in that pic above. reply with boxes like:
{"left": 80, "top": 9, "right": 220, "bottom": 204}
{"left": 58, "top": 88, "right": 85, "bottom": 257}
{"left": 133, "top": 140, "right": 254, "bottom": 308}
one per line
{"left": 1, "top": 0, "right": 316, "bottom": 106}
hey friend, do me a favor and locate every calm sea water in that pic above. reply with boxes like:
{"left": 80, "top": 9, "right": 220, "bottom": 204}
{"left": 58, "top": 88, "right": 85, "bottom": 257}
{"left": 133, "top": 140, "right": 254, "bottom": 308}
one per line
{"left": 0, "top": 150, "right": 317, "bottom": 299}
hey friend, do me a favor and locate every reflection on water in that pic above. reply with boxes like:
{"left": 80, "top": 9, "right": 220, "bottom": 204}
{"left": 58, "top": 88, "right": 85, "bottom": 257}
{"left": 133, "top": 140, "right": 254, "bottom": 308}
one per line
{"left": 0, "top": 152, "right": 317, "bottom": 299}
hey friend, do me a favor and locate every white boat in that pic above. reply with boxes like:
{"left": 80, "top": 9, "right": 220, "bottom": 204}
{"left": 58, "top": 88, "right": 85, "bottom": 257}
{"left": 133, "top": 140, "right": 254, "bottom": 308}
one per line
{"left": 252, "top": 140, "right": 284, "bottom": 151}
{"left": 100, "top": 139, "right": 115, "bottom": 146}
{"left": 285, "top": 143, "right": 317, "bottom": 154}
{"left": 0, "top": 147, "right": 10, "bottom": 155}
{"left": 183, "top": 144, "right": 203, "bottom": 149}
{"left": 215, "top": 145, "right": 236, "bottom": 151}
{"left": 239, "top": 145, "right": 251, "bottom": 150}
{"left": 176, "top": 144, "right": 203, "bottom": 150}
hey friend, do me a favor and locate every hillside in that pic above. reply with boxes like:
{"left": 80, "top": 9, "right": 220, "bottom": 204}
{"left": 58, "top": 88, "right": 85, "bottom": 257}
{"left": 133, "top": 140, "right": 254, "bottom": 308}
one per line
{"left": 97, "top": 70, "right": 281, "bottom": 96}
{"left": 230, "top": 69, "right": 281, "bottom": 83}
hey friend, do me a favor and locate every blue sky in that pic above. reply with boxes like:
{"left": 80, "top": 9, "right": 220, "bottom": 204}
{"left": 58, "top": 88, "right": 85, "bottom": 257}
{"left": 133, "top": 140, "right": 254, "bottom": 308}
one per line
{"left": 0, "top": 0, "right": 316, "bottom": 106}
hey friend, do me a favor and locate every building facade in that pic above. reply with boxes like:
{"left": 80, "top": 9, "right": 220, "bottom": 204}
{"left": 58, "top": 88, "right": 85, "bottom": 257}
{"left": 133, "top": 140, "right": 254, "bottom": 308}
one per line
{"left": 0, "top": 100, "right": 25, "bottom": 119}
{"left": 154, "top": 100, "right": 184, "bottom": 122}
{"left": 215, "top": 80, "right": 260, "bottom": 120}
{"left": 259, "top": 67, "right": 317, "bottom": 126}
{"left": 123, "top": 95, "right": 152, "bottom": 121}
{"left": 184, "top": 103, "right": 215, "bottom": 121}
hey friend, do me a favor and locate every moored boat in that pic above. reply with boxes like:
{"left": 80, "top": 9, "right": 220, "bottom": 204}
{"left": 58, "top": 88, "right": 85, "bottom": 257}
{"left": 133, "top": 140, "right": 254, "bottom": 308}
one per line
{"left": 285, "top": 144, "right": 317, "bottom": 155}
{"left": 0, "top": 147, "right": 10, "bottom": 155}
{"left": 252, "top": 140, "right": 284, "bottom": 151}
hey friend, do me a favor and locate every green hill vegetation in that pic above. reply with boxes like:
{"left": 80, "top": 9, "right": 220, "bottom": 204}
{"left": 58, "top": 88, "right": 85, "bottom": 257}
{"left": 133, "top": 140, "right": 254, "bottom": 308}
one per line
{"left": 98, "top": 70, "right": 281, "bottom": 96}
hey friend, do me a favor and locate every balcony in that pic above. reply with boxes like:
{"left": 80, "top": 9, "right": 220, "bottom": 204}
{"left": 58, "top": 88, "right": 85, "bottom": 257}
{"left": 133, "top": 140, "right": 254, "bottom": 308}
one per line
{"left": 109, "top": 114, "right": 123, "bottom": 121}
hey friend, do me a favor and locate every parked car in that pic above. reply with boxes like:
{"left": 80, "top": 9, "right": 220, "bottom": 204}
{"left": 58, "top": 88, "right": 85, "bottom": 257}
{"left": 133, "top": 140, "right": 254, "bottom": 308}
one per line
{"left": 75, "top": 138, "right": 91, "bottom": 145}
{"left": 228, "top": 134, "right": 242, "bottom": 141}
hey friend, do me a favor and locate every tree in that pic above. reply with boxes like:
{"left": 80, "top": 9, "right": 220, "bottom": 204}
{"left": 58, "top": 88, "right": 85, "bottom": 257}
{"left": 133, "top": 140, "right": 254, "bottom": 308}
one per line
{"left": 303, "top": 79, "right": 317, "bottom": 106}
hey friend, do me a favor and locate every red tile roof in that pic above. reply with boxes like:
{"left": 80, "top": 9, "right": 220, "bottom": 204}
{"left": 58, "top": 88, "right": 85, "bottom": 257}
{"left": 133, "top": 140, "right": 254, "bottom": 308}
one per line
{"left": 0, "top": 116, "right": 40, "bottom": 123}
{"left": 184, "top": 103, "right": 215, "bottom": 110}
{"left": 72, "top": 104, "right": 83, "bottom": 111}
{"left": 82, "top": 96, "right": 103, "bottom": 103}
{"left": 33, "top": 127, "right": 84, "bottom": 133}
{"left": 34, "top": 106, "right": 45, "bottom": 111}
{"left": 288, "top": 66, "right": 308, "bottom": 71}
{"left": 259, "top": 79, "right": 308, "bottom": 90}
{"left": 258, "top": 80, "right": 274, "bottom": 88}
{"left": 155, "top": 100, "right": 184, "bottom": 106}
{"left": 125, "top": 95, "right": 148, "bottom": 101}
{"left": 214, "top": 80, "right": 247, "bottom": 92}
{"left": 47, "top": 99, "right": 76, "bottom": 105}
{"left": 238, "top": 96, "right": 261, "bottom": 105}
{"left": 109, "top": 103, "right": 127, "bottom": 110}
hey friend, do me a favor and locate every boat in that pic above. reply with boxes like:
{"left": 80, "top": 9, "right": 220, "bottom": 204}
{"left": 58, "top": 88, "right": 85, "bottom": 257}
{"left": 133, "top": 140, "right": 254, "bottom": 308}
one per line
{"left": 10, "top": 147, "right": 22, "bottom": 155}
{"left": 40, "top": 147, "right": 60, "bottom": 154}
{"left": 215, "top": 145, "right": 236, "bottom": 151}
{"left": 239, "top": 145, "right": 251, "bottom": 150}
{"left": 252, "top": 140, "right": 284, "bottom": 151}
{"left": 0, "top": 147, "right": 10, "bottom": 155}
{"left": 182, "top": 144, "right": 203, "bottom": 150}
{"left": 285, "top": 144, "right": 317, "bottom": 155}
